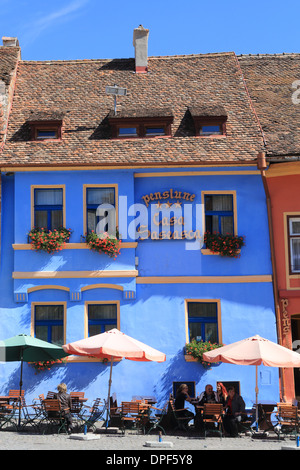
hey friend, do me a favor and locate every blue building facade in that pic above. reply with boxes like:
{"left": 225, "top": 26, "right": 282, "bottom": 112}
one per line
{"left": 0, "top": 28, "right": 280, "bottom": 410}
{"left": 0, "top": 165, "right": 278, "bottom": 408}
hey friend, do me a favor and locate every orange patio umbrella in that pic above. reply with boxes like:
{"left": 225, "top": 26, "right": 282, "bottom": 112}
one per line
{"left": 203, "top": 334, "right": 300, "bottom": 430}
{"left": 63, "top": 328, "right": 166, "bottom": 426}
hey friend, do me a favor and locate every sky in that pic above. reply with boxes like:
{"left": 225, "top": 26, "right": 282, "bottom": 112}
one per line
{"left": 0, "top": 0, "right": 299, "bottom": 61}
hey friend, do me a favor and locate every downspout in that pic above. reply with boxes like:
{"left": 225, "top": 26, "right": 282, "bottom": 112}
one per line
{"left": 257, "top": 151, "right": 285, "bottom": 401}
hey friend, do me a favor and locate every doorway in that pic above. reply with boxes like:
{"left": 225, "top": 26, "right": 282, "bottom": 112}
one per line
{"left": 291, "top": 316, "right": 300, "bottom": 400}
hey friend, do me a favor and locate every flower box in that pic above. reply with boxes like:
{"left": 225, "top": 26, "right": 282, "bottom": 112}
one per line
{"left": 85, "top": 231, "right": 121, "bottom": 259}
{"left": 28, "top": 227, "right": 72, "bottom": 254}
{"left": 204, "top": 232, "right": 245, "bottom": 258}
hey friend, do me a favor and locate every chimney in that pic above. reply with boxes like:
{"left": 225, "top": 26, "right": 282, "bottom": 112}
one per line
{"left": 133, "top": 25, "right": 149, "bottom": 73}
{"left": 2, "top": 37, "right": 19, "bottom": 47}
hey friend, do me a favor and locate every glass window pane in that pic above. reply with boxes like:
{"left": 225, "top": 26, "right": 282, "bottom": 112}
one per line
{"left": 291, "top": 239, "right": 300, "bottom": 272}
{"left": 89, "top": 325, "right": 101, "bottom": 337}
{"left": 51, "top": 325, "right": 64, "bottom": 346}
{"left": 37, "top": 130, "right": 57, "bottom": 139}
{"left": 35, "top": 210, "right": 48, "bottom": 229}
{"left": 35, "top": 305, "right": 64, "bottom": 321}
{"left": 118, "top": 127, "right": 137, "bottom": 136}
{"left": 189, "top": 323, "right": 202, "bottom": 342}
{"left": 221, "top": 216, "right": 233, "bottom": 235}
{"left": 200, "top": 125, "right": 222, "bottom": 135}
{"left": 205, "top": 324, "right": 218, "bottom": 343}
{"left": 145, "top": 127, "right": 165, "bottom": 136}
{"left": 35, "top": 189, "right": 63, "bottom": 206}
{"left": 188, "top": 302, "right": 217, "bottom": 318}
{"left": 290, "top": 219, "right": 300, "bottom": 235}
{"left": 104, "top": 324, "right": 116, "bottom": 332}
{"left": 51, "top": 210, "right": 63, "bottom": 230}
{"left": 87, "top": 209, "right": 97, "bottom": 232}
{"left": 205, "top": 195, "right": 232, "bottom": 212}
{"left": 35, "top": 325, "right": 48, "bottom": 342}
{"left": 87, "top": 188, "right": 115, "bottom": 205}
{"left": 88, "top": 304, "right": 117, "bottom": 320}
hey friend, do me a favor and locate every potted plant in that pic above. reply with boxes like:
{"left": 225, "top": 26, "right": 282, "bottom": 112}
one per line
{"left": 185, "top": 339, "right": 223, "bottom": 368}
{"left": 204, "top": 231, "right": 245, "bottom": 258}
{"left": 85, "top": 231, "right": 121, "bottom": 259}
{"left": 28, "top": 227, "right": 72, "bottom": 254}
{"left": 29, "top": 358, "right": 66, "bottom": 374}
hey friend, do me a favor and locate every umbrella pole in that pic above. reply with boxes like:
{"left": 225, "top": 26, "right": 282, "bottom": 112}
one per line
{"left": 105, "top": 356, "right": 114, "bottom": 428}
{"left": 255, "top": 365, "right": 259, "bottom": 431}
{"left": 18, "top": 353, "right": 24, "bottom": 429}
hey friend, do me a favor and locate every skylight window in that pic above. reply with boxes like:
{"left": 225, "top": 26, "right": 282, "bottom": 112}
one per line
{"left": 199, "top": 124, "right": 223, "bottom": 136}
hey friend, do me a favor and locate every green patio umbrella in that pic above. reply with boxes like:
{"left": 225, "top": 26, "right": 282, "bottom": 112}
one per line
{"left": 0, "top": 334, "right": 69, "bottom": 428}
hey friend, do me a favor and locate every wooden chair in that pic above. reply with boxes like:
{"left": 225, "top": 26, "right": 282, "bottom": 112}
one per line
{"left": 20, "top": 396, "right": 42, "bottom": 432}
{"left": 274, "top": 403, "right": 299, "bottom": 439}
{"left": 146, "top": 401, "right": 168, "bottom": 435}
{"left": 202, "top": 403, "right": 224, "bottom": 438}
{"left": 70, "top": 396, "right": 83, "bottom": 414}
{"left": 46, "top": 391, "right": 56, "bottom": 399}
{"left": 79, "top": 398, "right": 106, "bottom": 432}
{"left": 40, "top": 399, "right": 69, "bottom": 434}
{"left": 109, "top": 396, "right": 122, "bottom": 427}
{"left": 8, "top": 389, "right": 25, "bottom": 403}
{"left": 120, "top": 401, "right": 147, "bottom": 435}
{"left": 0, "top": 402, "right": 18, "bottom": 431}
{"left": 169, "top": 398, "right": 191, "bottom": 432}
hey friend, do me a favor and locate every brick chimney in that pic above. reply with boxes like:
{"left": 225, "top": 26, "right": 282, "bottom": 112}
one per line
{"left": 2, "top": 37, "right": 19, "bottom": 47}
{"left": 133, "top": 25, "right": 149, "bottom": 73}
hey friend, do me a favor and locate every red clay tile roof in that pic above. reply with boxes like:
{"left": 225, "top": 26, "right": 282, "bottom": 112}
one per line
{"left": 1, "top": 52, "right": 265, "bottom": 167}
{"left": 238, "top": 54, "right": 300, "bottom": 159}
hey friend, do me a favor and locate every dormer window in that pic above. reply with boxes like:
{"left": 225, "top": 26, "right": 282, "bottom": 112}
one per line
{"left": 108, "top": 109, "right": 173, "bottom": 139}
{"left": 189, "top": 106, "right": 227, "bottom": 137}
{"left": 27, "top": 111, "right": 63, "bottom": 141}
{"left": 30, "top": 121, "right": 62, "bottom": 141}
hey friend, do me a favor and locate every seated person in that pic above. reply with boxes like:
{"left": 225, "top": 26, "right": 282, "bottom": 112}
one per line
{"left": 174, "top": 383, "right": 194, "bottom": 424}
{"left": 54, "top": 382, "right": 73, "bottom": 434}
{"left": 223, "top": 386, "right": 246, "bottom": 437}
{"left": 198, "top": 384, "right": 218, "bottom": 405}
{"left": 216, "top": 382, "right": 228, "bottom": 406}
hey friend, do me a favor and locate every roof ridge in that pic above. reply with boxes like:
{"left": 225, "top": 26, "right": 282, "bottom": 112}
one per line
{"left": 19, "top": 51, "right": 235, "bottom": 65}
{"left": 238, "top": 53, "right": 300, "bottom": 59}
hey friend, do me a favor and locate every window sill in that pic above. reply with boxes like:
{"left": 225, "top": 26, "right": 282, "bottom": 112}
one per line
{"left": 13, "top": 242, "right": 137, "bottom": 250}
{"left": 184, "top": 355, "right": 199, "bottom": 362}
{"left": 201, "top": 248, "right": 241, "bottom": 255}
{"left": 66, "top": 355, "right": 122, "bottom": 363}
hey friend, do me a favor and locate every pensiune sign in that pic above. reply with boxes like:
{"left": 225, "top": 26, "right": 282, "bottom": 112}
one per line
{"left": 138, "top": 188, "right": 201, "bottom": 241}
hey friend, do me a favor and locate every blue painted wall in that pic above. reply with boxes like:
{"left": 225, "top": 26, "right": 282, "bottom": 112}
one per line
{"left": 0, "top": 166, "right": 279, "bottom": 410}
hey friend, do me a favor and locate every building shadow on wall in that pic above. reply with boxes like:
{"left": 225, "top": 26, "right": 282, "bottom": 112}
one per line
{"left": 153, "top": 349, "right": 207, "bottom": 406}
{"left": 1, "top": 361, "right": 113, "bottom": 397}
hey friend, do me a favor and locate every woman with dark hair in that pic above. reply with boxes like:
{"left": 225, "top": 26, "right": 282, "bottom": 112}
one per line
{"left": 174, "top": 383, "right": 194, "bottom": 425}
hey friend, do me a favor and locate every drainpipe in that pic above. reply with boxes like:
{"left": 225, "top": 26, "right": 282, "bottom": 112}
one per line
{"left": 257, "top": 152, "right": 285, "bottom": 401}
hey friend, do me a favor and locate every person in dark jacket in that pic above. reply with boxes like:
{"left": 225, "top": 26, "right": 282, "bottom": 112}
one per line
{"left": 55, "top": 382, "right": 73, "bottom": 434}
{"left": 174, "top": 384, "right": 194, "bottom": 424}
{"left": 223, "top": 386, "right": 246, "bottom": 437}
{"left": 198, "top": 384, "right": 218, "bottom": 405}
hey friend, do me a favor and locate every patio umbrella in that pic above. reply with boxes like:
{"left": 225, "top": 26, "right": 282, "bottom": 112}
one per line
{"left": 63, "top": 328, "right": 166, "bottom": 426}
{"left": 202, "top": 334, "right": 300, "bottom": 430}
{"left": 0, "top": 334, "right": 69, "bottom": 428}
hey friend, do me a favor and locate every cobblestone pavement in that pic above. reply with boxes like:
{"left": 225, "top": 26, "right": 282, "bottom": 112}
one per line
{"left": 0, "top": 428, "right": 296, "bottom": 452}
